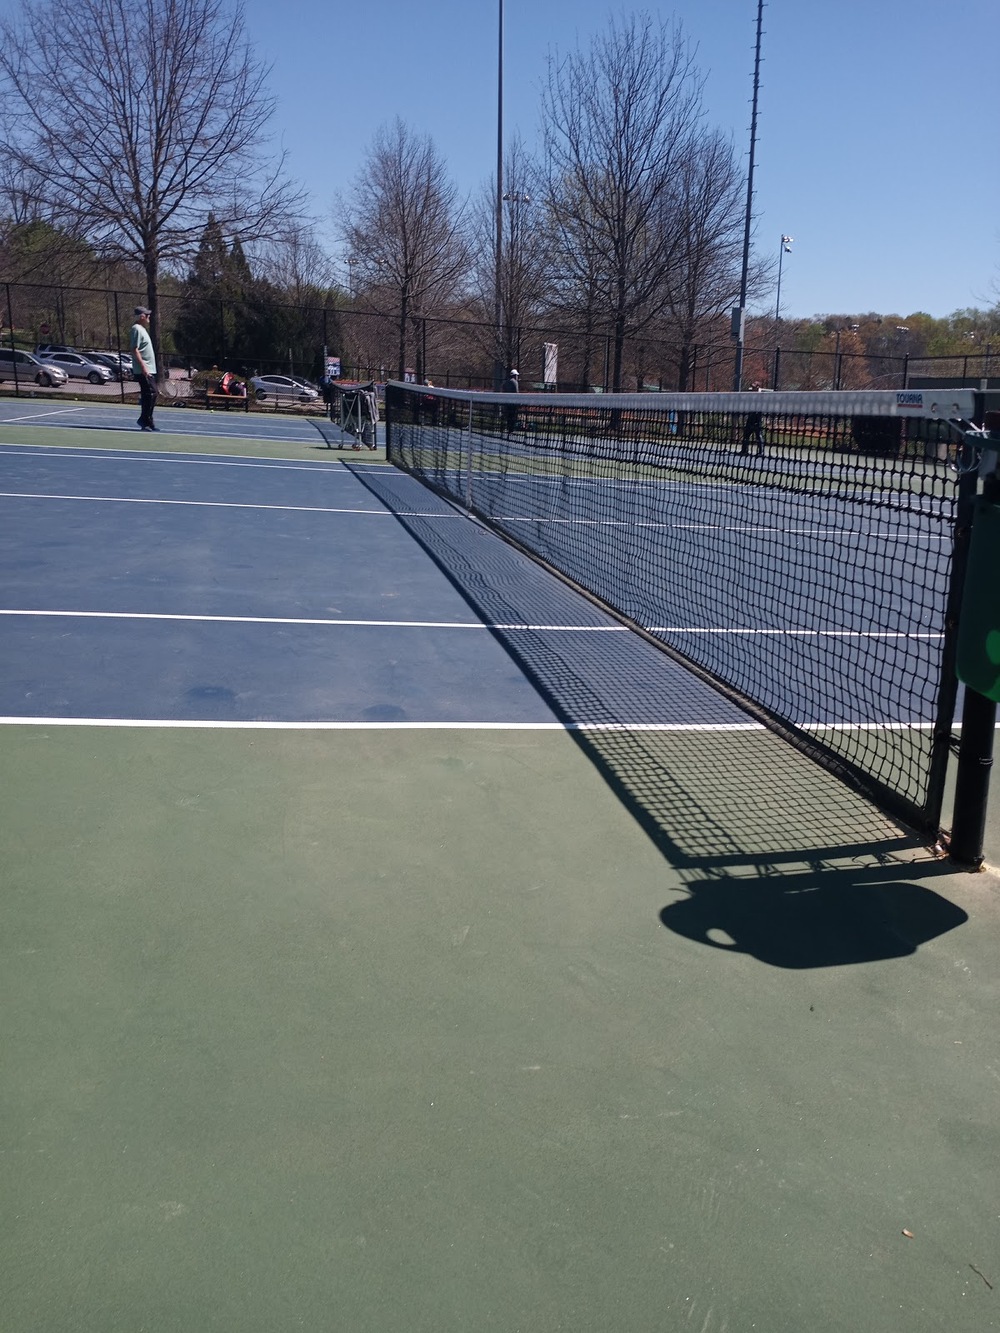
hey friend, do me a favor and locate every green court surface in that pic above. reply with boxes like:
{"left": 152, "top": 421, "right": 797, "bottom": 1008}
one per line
{"left": 0, "top": 418, "right": 386, "bottom": 461}
{"left": 4, "top": 420, "right": 1000, "bottom": 1331}
{"left": 4, "top": 723, "right": 1000, "bottom": 1333}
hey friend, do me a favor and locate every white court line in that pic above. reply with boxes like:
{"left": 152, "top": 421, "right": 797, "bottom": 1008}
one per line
{"left": 0, "top": 490, "right": 423, "bottom": 517}
{"left": 650, "top": 627, "right": 944, "bottom": 639}
{"left": 0, "top": 609, "right": 623, "bottom": 631}
{"left": 496, "top": 515, "right": 947, "bottom": 538}
{"left": 0, "top": 717, "right": 765, "bottom": 731}
{"left": 0, "top": 406, "right": 89, "bottom": 423}
{"left": 0, "top": 610, "right": 940, "bottom": 639}
{"left": 0, "top": 445, "right": 363, "bottom": 472}
{"left": 802, "top": 722, "right": 936, "bottom": 731}
{"left": 0, "top": 717, "right": 977, "bottom": 731}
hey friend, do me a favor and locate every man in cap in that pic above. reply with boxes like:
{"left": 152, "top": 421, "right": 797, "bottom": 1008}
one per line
{"left": 130, "top": 306, "right": 158, "bottom": 431}
{"left": 502, "top": 367, "right": 519, "bottom": 436}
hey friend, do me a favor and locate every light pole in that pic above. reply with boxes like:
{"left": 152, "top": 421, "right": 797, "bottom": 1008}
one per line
{"left": 774, "top": 235, "right": 793, "bottom": 323}
{"left": 502, "top": 190, "right": 531, "bottom": 369}
{"left": 494, "top": 0, "right": 504, "bottom": 389}
{"left": 732, "top": 0, "right": 765, "bottom": 391}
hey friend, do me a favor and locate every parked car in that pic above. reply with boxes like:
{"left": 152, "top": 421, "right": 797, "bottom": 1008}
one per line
{"left": 250, "top": 374, "right": 319, "bottom": 403}
{"left": 0, "top": 348, "right": 69, "bottom": 388}
{"left": 38, "top": 351, "right": 114, "bottom": 384}
{"left": 35, "top": 343, "right": 78, "bottom": 357}
{"left": 82, "top": 350, "right": 132, "bottom": 380}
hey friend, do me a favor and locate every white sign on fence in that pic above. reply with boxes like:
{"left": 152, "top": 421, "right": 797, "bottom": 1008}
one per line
{"left": 543, "top": 342, "right": 558, "bottom": 386}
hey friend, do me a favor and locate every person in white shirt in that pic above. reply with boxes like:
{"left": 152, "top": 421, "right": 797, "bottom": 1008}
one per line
{"left": 130, "top": 306, "right": 158, "bottom": 431}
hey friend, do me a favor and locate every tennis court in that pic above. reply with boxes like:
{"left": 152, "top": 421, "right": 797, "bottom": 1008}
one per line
{"left": 4, "top": 403, "right": 1000, "bottom": 1332}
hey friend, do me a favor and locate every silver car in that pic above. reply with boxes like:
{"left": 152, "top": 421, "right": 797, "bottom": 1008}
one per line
{"left": 251, "top": 374, "right": 319, "bottom": 403}
{"left": 39, "top": 351, "right": 114, "bottom": 385}
{"left": 0, "top": 348, "right": 69, "bottom": 388}
{"left": 83, "top": 350, "right": 132, "bottom": 380}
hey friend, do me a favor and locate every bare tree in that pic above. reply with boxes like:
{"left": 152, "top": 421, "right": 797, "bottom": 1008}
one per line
{"left": 0, "top": 0, "right": 303, "bottom": 361}
{"left": 659, "top": 130, "right": 755, "bottom": 389}
{"left": 0, "top": 158, "right": 45, "bottom": 231}
{"left": 542, "top": 12, "right": 703, "bottom": 390}
{"left": 253, "top": 222, "right": 340, "bottom": 304}
{"left": 340, "top": 118, "right": 469, "bottom": 381}
{"left": 468, "top": 138, "right": 553, "bottom": 376}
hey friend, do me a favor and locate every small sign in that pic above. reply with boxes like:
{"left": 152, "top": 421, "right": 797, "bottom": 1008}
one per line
{"left": 325, "top": 356, "right": 341, "bottom": 381}
{"left": 543, "top": 342, "right": 558, "bottom": 386}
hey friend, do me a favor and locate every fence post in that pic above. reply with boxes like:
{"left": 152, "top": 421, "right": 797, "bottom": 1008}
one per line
{"left": 113, "top": 291, "right": 125, "bottom": 403}
{"left": 5, "top": 283, "right": 21, "bottom": 398}
{"left": 771, "top": 347, "right": 781, "bottom": 391}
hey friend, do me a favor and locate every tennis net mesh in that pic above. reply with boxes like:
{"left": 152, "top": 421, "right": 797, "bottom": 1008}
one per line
{"left": 385, "top": 384, "right": 978, "bottom": 830}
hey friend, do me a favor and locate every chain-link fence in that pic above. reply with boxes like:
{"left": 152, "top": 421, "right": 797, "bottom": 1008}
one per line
{"left": 2, "top": 280, "right": 996, "bottom": 409}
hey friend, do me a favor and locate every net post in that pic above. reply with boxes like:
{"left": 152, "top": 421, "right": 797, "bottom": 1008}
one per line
{"left": 949, "top": 432, "right": 1000, "bottom": 868}
{"left": 927, "top": 459, "right": 978, "bottom": 828}
{"left": 949, "top": 688, "right": 996, "bottom": 868}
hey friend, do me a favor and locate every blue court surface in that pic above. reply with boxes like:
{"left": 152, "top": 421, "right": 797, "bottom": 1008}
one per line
{"left": 0, "top": 440, "right": 750, "bottom": 728}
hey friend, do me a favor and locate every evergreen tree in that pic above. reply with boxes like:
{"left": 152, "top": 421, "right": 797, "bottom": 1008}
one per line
{"left": 175, "top": 215, "right": 248, "bottom": 365}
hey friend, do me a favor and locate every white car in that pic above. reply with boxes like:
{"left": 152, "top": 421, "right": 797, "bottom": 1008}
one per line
{"left": 39, "top": 351, "right": 114, "bottom": 384}
{"left": 251, "top": 374, "right": 319, "bottom": 403}
{"left": 0, "top": 348, "right": 69, "bottom": 387}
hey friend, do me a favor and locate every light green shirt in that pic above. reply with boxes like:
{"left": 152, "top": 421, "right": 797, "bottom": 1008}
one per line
{"left": 130, "top": 322, "right": 156, "bottom": 376}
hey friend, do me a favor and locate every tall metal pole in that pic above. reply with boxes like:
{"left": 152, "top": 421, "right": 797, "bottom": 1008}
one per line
{"left": 774, "top": 235, "right": 792, "bottom": 323}
{"left": 774, "top": 242, "right": 783, "bottom": 325}
{"left": 494, "top": 0, "right": 504, "bottom": 389}
{"left": 733, "top": 0, "right": 765, "bottom": 392}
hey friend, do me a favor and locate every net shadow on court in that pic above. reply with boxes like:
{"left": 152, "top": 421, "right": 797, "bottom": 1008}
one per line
{"left": 347, "top": 463, "right": 968, "bottom": 970}
{"left": 389, "top": 385, "right": 980, "bottom": 840}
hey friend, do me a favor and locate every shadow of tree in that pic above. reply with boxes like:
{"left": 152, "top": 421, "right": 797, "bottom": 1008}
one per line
{"left": 350, "top": 465, "right": 968, "bottom": 968}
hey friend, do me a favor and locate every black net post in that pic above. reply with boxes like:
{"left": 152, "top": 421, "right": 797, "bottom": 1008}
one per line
{"left": 950, "top": 688, "right": 996, "bottom": 868}
{"left": 949, "top": 432, "right": 1000, "bottom": 868}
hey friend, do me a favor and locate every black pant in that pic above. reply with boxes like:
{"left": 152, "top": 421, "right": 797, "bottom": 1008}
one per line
{"left": 740, "top": 413, "right": 764, "bottom": 453}
{"left": 138, "top": 373, "right": 158, "bottom": 426}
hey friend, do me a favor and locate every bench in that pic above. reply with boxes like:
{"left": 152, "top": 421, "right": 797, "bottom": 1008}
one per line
{"left": 204, "top": 392, "right": 249, "bottom": 411}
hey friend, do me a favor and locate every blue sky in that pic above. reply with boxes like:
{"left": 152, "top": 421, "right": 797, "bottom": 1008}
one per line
{"left": 3, "top": 1, "right": 995, "bottom": 319}
{"left": 240, "top": 0, "right": 997, "bottom": 321}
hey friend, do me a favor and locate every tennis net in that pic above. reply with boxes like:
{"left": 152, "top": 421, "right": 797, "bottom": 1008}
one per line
{"left": 385, "top": 384, "right": 979, "bottom": 831}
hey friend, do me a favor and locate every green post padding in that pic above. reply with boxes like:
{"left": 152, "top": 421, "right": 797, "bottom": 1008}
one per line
{"left": 957, "top": 498, "right": 1000, "bottom": 701}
